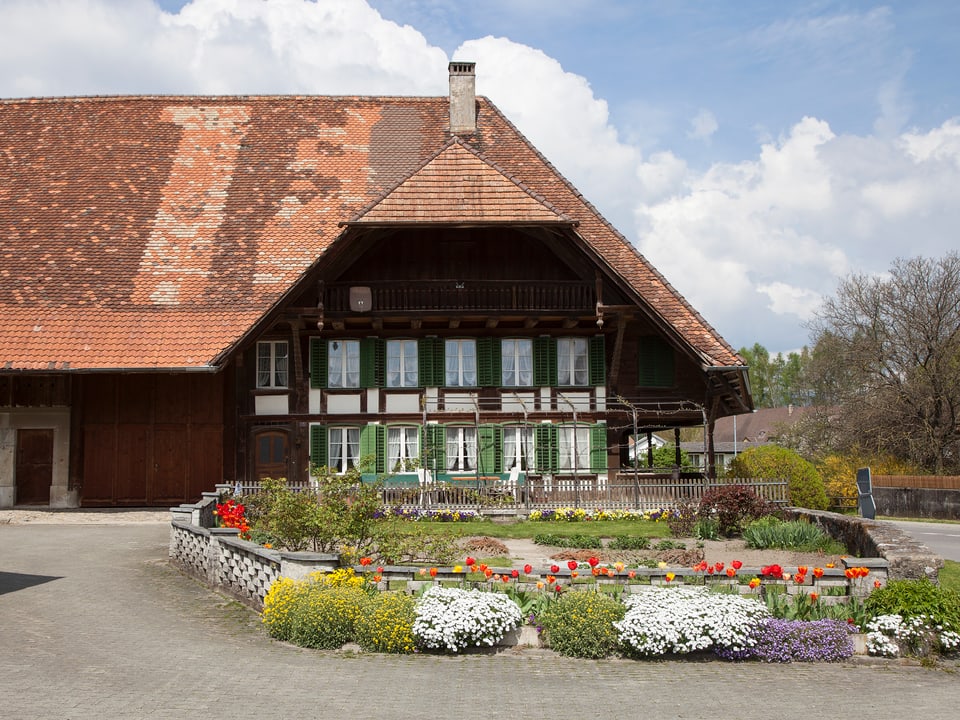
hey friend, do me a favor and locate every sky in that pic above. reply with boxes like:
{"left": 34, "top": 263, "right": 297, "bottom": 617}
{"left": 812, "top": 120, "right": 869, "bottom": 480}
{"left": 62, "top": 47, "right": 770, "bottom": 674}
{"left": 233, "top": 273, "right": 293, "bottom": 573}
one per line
{"left": 2, "top": 0, "right": 958, "bottom": 355}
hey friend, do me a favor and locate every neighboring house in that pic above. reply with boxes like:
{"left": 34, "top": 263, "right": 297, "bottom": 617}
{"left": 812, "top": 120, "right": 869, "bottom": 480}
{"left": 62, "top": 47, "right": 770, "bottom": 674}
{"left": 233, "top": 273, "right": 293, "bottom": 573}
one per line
{"left": 0, "top": 63, "right": 751, "bottom": 507}
{"left": 681, "top": 405, "right": 811, "bottom": 472}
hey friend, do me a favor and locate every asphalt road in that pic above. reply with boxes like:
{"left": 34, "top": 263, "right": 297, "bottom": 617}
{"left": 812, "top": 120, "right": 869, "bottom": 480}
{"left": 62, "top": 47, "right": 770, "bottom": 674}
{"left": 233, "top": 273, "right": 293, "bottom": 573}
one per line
{"left": 2, "top": 521, "right": 959, "bottom": 719}
{"left": 887, "top": 519, "right": 960, "bottom": 562}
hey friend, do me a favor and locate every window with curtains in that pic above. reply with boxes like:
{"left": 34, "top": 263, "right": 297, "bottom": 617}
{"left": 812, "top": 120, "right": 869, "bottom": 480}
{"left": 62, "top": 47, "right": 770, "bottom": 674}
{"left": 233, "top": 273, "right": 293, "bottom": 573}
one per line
{"left": 445, "top": 339, "right": 477, "bottom": 387}
{"left": 328, "top": 427, "right": 360, "bottom": 473}
{"left": 327, "top": 339, "right": 360, "bottom": 388}
{"left": 387, "top": 426, "right": 420, "bottom": 471}
{"left": 386, "top": 339, "right": 418, "bottom": 388}
{"left": 501, "top": 338, "right": 533, "bottom": 387}
{"left": 256, "top": 341, "right": 289, "bottom": 388}
{"left": 445, "top": 426, "right": 477, "bottom": 471}
{"left": 558, "top": 425, "right": 591, "bottom": 471}
{"left": 557, "top": 337, "right": 589, "bottom": 386}
{"left": 503, "top": 426, "right": 534, "bottom": 470}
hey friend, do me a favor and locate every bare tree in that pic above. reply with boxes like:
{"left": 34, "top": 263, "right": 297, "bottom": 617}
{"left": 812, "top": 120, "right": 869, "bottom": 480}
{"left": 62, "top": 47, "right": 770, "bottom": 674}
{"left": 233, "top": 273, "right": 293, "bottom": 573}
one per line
{"left": 806, "top": 253, "right": 960, "bottom": 473}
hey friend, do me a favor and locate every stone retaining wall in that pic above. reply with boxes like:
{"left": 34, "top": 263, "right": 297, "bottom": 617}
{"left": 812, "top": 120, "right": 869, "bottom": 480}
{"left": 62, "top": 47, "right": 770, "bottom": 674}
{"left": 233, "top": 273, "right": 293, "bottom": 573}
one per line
{"left": 784, "top": 507, "right": 943, "bottom": 582}
{"left": 170, "top": 490, "right": 898, "bottom": 610}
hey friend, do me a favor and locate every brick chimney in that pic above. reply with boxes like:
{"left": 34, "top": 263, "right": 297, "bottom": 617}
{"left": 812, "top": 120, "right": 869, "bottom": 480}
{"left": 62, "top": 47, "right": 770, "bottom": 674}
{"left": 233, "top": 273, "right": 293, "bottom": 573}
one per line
{"left": 448, "top": 61, "right": 477, "bottom": 134}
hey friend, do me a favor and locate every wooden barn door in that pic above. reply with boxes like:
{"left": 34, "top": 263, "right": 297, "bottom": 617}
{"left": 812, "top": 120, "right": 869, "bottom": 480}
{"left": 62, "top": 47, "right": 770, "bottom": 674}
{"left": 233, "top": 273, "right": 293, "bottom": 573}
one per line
{"left": 254, "top": 430, "right": 289, "bottom": 481}
{"left": 15, "top": 429, "right": 53, "bottom": 505}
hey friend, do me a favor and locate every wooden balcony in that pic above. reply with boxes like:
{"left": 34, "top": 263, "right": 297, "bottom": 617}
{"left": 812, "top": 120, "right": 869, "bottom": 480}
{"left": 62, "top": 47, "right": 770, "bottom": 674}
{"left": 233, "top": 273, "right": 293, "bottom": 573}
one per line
{"left": 325, "top": 281, "right": 594, "bottom": 314}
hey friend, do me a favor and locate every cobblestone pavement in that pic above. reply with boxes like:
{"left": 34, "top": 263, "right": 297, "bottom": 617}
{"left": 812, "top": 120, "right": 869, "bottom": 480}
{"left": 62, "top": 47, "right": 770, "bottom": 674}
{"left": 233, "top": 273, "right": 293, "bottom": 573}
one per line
{"left": 1, "top": 520, "right": 958, "bottom": 720}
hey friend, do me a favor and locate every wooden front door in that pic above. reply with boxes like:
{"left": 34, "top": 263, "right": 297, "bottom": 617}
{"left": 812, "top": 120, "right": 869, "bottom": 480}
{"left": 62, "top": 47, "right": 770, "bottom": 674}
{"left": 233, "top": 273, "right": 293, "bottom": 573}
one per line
{"left": 16, "top": 429, "right": 53, "bottom": 505}
{"left": 254, "top": 431, "right": 289, "bottom": 481}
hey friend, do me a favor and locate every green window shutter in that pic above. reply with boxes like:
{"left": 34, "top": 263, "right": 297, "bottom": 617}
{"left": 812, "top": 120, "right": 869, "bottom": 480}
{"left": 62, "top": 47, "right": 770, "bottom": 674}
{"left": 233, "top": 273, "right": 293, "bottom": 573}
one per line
{"left": 418, "top": 337, "right": 444, "bottom": 387}
{"left": 638, "top": 337, "right": 675, "bottom": 388}
{"left": 310, "top": 424, "right": 327, "bottom": 471}
{"left": 360, "top": 338, "right": 384, "bottom": 388}
{"left": 589, "top": 335, "right": 606, "bottom": 386}
{"left": 359, "top": 424, "right": 386, "bottom": 473}
{"left": 477, "top": 337, "right": 502, "bottom": 387}
{"left": 423, "top": 424, "right": 446, "bottom": 474}
{"left": 478, "top": 424, "right": 503, "bottom": 474}
{"left": 534, "top": 424, "right": 558, "bottom": 473}
{"left": 310, "top": 338, "right": 327, "bottom": 389}
{"left": 533, "top": 336, "right": 557, "bottom": 387}
{"left": 589, "top": 423, "right": 607, "bottom": 473}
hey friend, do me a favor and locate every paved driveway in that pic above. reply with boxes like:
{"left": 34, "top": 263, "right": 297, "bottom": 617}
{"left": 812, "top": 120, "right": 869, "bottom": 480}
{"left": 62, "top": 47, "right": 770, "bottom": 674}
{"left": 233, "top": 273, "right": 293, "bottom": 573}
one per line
{"left": 1, "top": 520, "right": 959, "bottom": 720}
{"left": 887, "top": 519, "right": 960, "bottom": 562}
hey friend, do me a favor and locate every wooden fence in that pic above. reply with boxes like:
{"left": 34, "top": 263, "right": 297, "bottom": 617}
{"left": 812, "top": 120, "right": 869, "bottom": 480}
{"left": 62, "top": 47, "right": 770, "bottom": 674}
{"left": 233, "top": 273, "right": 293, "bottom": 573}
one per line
{"left": 229, "top": 474, "right": 788, "bottom": 513}
{"left": 872, "top": 475, "right": 960, "bottom": 490}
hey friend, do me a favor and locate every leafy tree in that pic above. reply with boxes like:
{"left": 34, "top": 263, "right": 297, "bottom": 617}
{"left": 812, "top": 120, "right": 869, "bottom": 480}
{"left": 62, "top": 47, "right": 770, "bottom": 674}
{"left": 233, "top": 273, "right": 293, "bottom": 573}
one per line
{"left": 726, "top": 445, "right": 829, "bottom": 510}
{"left": 651, "top": 443, "right": 694, "bottom": 468}
{"left": 738, "top": 343, "right": 813, "bottom": 408}
{"left": 806, "top": 253, "right": 960, "bottom": 473}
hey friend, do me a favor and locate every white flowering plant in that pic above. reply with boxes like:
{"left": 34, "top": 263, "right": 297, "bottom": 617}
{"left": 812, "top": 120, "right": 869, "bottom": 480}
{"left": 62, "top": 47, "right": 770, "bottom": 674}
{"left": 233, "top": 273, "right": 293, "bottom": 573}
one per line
{"left": 413, "top": 587, "right": 523, "bottom": 652}
{"left": 865, "top": 613, "right": 960, "bottom": 658}
{"left": 615, "top": 586, "right": 770, "bottom": 656}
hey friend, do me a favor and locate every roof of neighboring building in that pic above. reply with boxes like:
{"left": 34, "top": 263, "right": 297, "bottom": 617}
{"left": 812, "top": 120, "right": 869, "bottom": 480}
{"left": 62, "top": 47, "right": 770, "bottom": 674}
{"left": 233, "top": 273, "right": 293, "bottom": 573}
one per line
{"left": 0, "top": 93, "right": 742, "bottom": 371}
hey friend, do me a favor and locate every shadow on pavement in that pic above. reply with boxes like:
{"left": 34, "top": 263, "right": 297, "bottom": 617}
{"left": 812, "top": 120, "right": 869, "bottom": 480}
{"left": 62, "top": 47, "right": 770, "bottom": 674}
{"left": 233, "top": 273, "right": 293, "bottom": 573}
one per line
{"left": 0, "top": 571, "right": 61, "bottom": 596}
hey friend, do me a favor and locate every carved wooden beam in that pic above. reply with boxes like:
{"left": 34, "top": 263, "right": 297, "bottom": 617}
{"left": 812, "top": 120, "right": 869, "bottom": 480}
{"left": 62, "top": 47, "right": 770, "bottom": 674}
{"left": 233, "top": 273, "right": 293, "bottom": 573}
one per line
{"left": 485, "top": 317, "right": 499, "bottom": 329}
{"left": 524, "top": 317, "right": 539, "bottom": 329}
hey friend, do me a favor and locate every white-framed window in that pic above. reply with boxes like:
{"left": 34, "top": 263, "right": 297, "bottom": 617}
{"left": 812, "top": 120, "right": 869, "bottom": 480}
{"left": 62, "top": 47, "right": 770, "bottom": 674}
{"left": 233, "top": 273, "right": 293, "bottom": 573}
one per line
{"left": 501, "top": 338, "right": 533, "bottom": 387}
{"left": 328, "top": 427, "right": 360, "bottom": 473}
{"left": 257, "top": 340, "right": 289, "bottom": 388}
{"left": 558, "top": 425, "right": 590, "bottom": 471}
{"left": 557, "top": 337, "right": 589, "bottom": 386}
{"left": 328, "top": 339, "right": 360, "bottom": 388}
{"left": 503, "top": 425, "right": 535, "bottom": 470}
{"left": 387, "top": 426, "right": 420, "bottom": 471}
{"left": 386, "top": 339, "right": 418, "bottom": 388}
{"left": 445, "top": 339, "right": 477, "bottom": 387}
{"left": 445, "top": 426, "right": 477, "bottom": 471}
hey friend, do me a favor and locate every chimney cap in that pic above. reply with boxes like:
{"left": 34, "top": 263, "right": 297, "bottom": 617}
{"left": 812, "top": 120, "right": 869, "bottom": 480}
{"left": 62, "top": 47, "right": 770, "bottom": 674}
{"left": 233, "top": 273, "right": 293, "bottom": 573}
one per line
{"left": 448, "top": 61, "right": 477, "bottom": 134}
{"left": 449, "top": 61, "right": 476, "bottom": 74}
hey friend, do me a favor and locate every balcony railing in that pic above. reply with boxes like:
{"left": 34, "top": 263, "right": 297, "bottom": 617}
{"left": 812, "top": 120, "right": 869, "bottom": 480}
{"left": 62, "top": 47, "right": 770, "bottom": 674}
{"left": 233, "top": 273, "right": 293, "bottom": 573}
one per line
{"left": 325, "top": 281, "right": 593, "bottom": 313}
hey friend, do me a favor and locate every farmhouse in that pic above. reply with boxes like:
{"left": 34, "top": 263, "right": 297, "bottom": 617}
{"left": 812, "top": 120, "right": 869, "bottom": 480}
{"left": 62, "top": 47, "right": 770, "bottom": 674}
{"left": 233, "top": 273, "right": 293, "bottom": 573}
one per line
{"left": 0, "top": 63, "right": 751, "bottom": 507}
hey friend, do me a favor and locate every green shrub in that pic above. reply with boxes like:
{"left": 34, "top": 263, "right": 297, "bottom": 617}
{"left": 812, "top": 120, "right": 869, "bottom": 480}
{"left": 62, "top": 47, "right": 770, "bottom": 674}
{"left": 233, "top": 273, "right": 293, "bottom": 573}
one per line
{"left": 354, "top": 592, "right": 416, "bottom": 654}
{"left": 539, "top": 590, "right": 625, "bottom": 658}
{"left": 742, "top": 516, "right": 844, "bottom": 553}
{"left": 374, "top": 525, "right": 460, "bottom": 564}
{"left": 653, "top": 539, "right": 687, "bottom": 550}
{"left": 865, "top": 578, "right": 960, "bottom": 631}
{"left": 726, "top": 446, "right": 829, "bottom": 510}
{"left": 693, "top": 518, "right": 720, "bottom": 540}
{"left": 287, "top": 583, "right": 369, "bottom": 649}
{"left": 532, "top": 533, "right": 603, "bottom": 549}
{"left": 607, "top": 535, "right": 651, "bottom": 550}
{"left": 698, "top": 485, "right": 780, "bottom": 537}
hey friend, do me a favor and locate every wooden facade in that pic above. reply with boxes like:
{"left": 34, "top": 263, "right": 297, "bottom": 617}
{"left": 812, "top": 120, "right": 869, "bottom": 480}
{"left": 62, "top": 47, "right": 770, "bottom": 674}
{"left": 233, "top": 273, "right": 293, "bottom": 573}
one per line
{"left": 0, "top": 65, "right": 751, "bottom": 507}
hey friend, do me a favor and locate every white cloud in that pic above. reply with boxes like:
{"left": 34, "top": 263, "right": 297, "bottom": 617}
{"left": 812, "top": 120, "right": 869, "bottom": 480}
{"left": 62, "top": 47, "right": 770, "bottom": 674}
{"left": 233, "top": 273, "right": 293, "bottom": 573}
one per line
{"left": 688, "top": 109, "right": 718, "bottom": 141}
{"left": 455, "top": 36, "right": 640, "bottom": 224}
{"left": 0, "top": 0, "right": 447, "bottom": 97}
{"left": 632, "top": 116, "right": 960, "bottom": 351}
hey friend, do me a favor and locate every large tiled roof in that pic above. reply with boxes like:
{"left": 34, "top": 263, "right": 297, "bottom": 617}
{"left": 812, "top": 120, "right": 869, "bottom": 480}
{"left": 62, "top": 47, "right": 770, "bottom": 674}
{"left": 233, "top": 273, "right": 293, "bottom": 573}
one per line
{"left": 0, "top": 94, "right": 741, "bottom": 370}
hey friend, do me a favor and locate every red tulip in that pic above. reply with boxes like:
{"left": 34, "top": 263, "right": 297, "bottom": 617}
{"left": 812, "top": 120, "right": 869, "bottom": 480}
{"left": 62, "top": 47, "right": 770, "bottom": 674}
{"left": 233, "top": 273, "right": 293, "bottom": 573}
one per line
{"left": 511, "top": 569, "right": 519, "bottom": 579}
{"left": 567, "top": 560, "right": 579, "bottom": 571}
{"left": 465, "top": 556, "right": 475, "bottom": 567}
{"left": 715, "top": 562, "right": 724, "bottom": 571}
{"left": 523, "top": 564, "right": 533, "bottom": 575}
{"left": 359, "top": 557, "right": 372, "bottom": 567}
{"left": 587, "top": 557, "right": 599, "bottom": 567}
{"left": 731, "top": 560, "right": 743, "bottom": 570}
{"left": 551, "top": 564, "right": 560, "bottom": 574}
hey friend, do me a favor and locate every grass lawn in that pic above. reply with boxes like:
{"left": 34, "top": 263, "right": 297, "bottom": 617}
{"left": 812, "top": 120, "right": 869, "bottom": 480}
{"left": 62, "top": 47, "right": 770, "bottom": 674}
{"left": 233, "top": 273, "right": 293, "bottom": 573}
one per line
{"left": 404, "top": 518, "right": 674, "bottom": 540}
{"left": 939, "top": 559, "right": 960, "bottom": 593}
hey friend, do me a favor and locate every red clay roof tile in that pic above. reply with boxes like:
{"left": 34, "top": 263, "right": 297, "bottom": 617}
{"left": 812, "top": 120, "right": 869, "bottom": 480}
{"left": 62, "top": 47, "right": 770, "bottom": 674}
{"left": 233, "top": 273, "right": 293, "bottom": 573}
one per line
{"left": 0, "top": 94, "right": 740, "bottom": 370}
